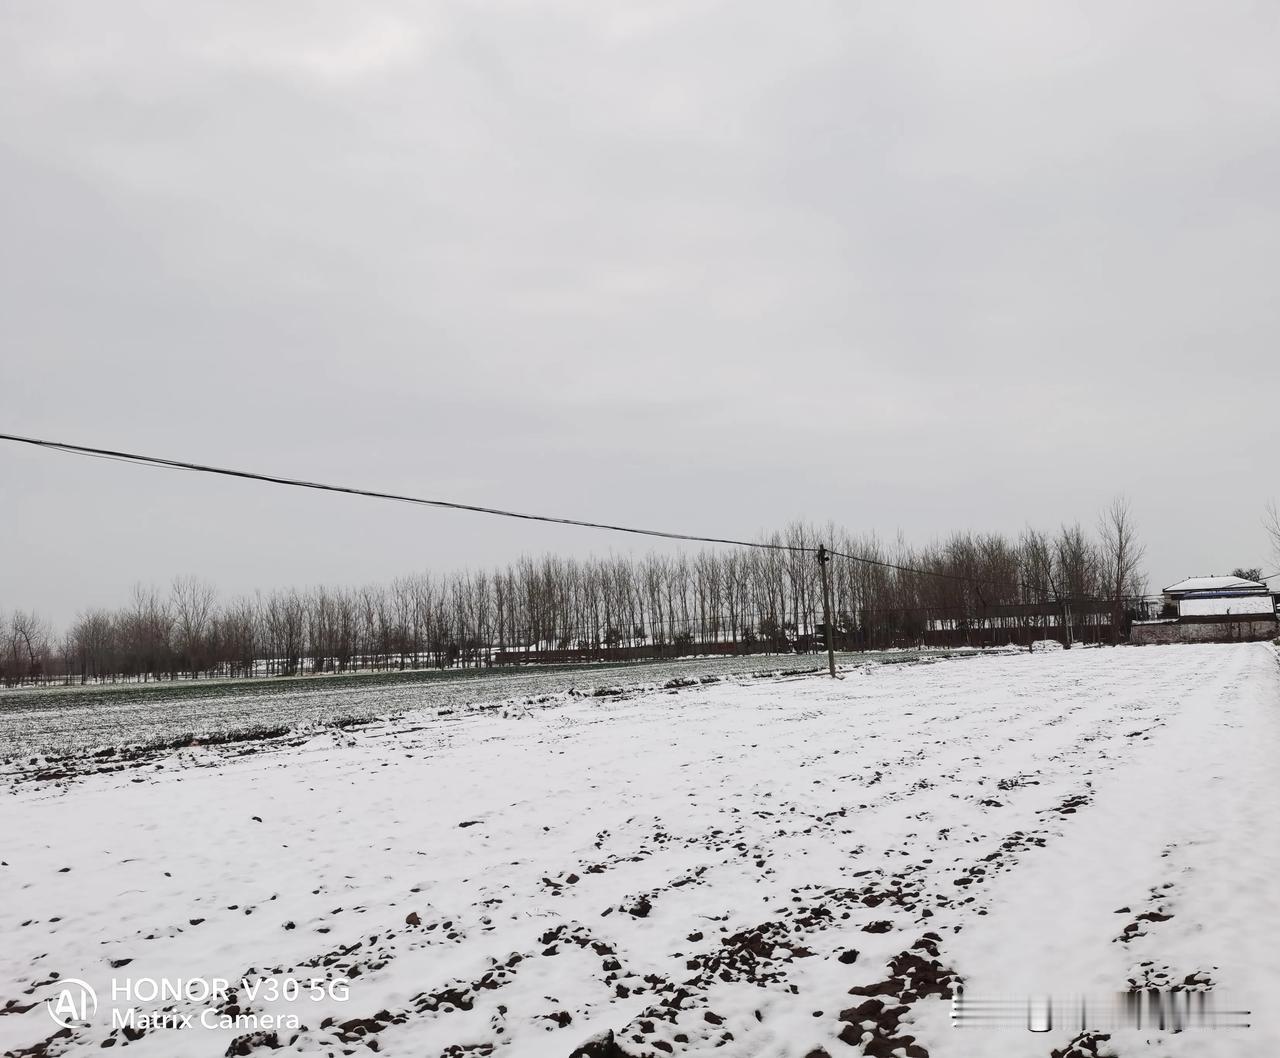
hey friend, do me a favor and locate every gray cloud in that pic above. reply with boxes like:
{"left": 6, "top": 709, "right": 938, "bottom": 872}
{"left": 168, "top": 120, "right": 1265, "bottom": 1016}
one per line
{"left": 3, "top": 1, "right": 1279, "bottom": 623}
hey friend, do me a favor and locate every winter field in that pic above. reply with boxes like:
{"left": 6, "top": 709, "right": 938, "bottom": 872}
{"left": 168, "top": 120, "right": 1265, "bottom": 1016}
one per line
{"left": 2, "top": 643, "right": 1278, "bottom": 1058}
{"left": 0, "top": 651, "right": 967, "bottom": 759}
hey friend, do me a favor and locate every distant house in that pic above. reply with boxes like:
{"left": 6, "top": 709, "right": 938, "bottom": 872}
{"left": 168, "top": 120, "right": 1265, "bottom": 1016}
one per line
{"left": 1132, "top": 574, "right": 1278, "bottom": 644}
{"left": 1163, "top": 574, "right": 1267, "bottom": 603}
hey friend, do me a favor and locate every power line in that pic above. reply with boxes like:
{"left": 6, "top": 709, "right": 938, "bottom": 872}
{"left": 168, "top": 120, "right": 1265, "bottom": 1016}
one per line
{"left": 0, "top": 431, "right": 1142, "bottom": 606}
{"left": 0, "top": 432, "right": 803, "bottom": 554}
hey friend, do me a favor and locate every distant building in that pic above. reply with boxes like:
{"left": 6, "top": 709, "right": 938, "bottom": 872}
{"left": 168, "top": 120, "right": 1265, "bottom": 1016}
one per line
{"left": 1132, "top": 574, "right": 1278, "bottom": 645}
{"left": 1163, "top": 573, "right": 1267, "bottom": 603}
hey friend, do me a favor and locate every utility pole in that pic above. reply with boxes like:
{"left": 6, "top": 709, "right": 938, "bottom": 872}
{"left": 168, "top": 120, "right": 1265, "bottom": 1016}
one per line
{"left": 1046, "top": 561, "right": 1072, "bottom": 649}
{"left": 817, "top": 545, "right": 837, "bottom": 678}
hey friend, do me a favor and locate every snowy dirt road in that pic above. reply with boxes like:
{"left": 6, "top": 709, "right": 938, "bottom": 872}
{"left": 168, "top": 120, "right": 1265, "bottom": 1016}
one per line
{"left": 2, "top": 643, "right": 1278, "bottom": 1058}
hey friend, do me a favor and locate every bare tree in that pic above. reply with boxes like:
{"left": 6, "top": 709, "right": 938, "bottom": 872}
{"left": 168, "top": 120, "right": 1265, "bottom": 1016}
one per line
{"left": 1099, "top": 496, "right": 1146, "bottom": 643}
{"left": 125, "top": 584, "right": 173, "bottom": 680}
{"left": 3, "top": 610, "right": 52, "bottom": 686}
{"left": 68, "top": 609, "right": 117, "bottom": 683}
{"left": 172, "top": 576, "right": 217, "bottom": 677}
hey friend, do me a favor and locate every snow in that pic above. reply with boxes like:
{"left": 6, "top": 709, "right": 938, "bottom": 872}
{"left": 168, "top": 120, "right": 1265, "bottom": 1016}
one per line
{"left": 1179, "top": 594, "right": 1276, "bottom": 617}
{"left": 1163, "top": 575, "right": 1266, "bottom": 594}
{"left": 2, "top": 644, "right": 1278, "bottom": 1058}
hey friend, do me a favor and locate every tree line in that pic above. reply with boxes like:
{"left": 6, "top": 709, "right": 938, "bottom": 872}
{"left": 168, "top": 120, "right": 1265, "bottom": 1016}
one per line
{"left": 1, "top": 500, "right": 1148, "bottom": 687}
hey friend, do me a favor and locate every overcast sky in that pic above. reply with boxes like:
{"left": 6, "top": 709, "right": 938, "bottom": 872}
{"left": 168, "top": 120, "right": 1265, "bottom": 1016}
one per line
{"left": 2, "top": 1, "right": 1279, "bottom": 626}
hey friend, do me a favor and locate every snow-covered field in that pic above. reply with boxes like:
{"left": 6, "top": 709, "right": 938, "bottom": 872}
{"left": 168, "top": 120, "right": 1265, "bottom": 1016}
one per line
{"left": 3, "top": 643, "right": 1278, "bottom": 1058}
{"left": 0, "top": 651, "right": 946, "bottom": 758}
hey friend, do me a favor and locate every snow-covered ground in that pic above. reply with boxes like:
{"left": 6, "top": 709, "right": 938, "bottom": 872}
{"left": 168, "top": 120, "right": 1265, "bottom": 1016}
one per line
{"left": 0, "top": 651, "right": 949, "bottom": 758}
{"left": 2, "top": 643, "right": 1277, "bottom": 1058}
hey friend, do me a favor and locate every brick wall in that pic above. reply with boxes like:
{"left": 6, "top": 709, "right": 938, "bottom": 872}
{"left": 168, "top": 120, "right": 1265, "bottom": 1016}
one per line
{"left": 1131, "top": 618, "right": 1279, "bottom": 645}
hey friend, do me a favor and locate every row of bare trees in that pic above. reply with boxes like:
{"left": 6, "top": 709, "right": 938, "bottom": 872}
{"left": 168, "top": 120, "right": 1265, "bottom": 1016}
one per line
{"left": 2, "top": 502, "right": 1149, "bottom": 687}
{"left": 0, "top": 610, "right": 54, "bottom": 687}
